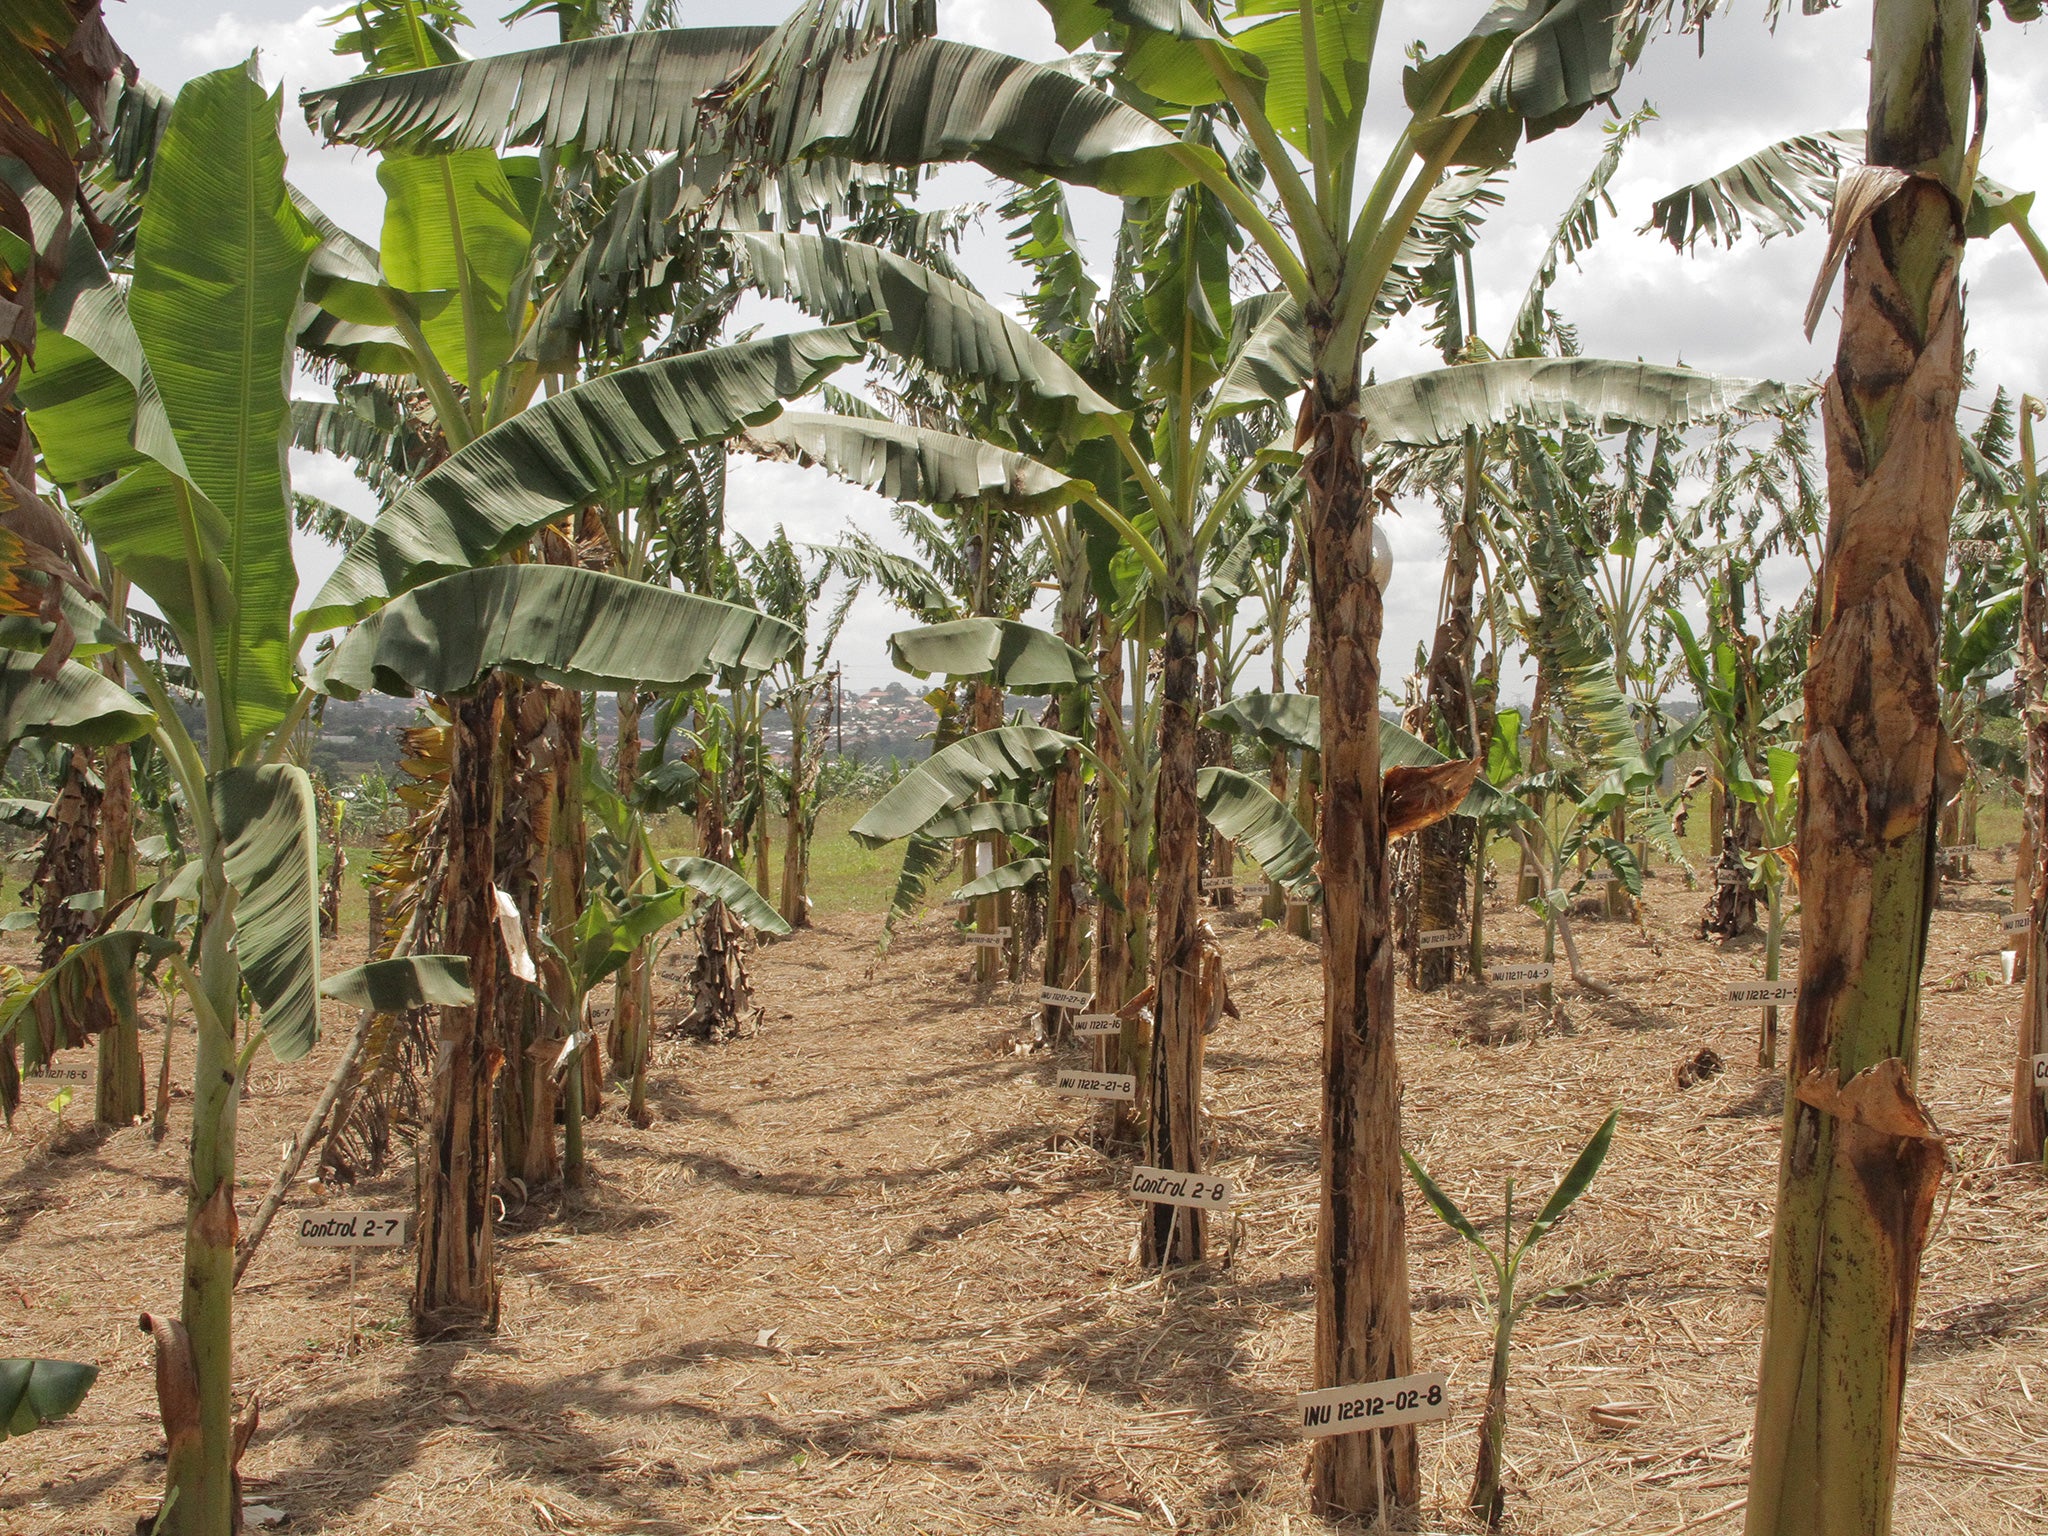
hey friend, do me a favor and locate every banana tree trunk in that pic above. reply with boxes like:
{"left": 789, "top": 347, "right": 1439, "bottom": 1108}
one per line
{"left": 1263, "top": 747, "right": 1290, "bottom": 923}
{"left": 493, "top": 680, "right": 551, "bottom": 1186}
{"left": 528, "top": 684, "right": 584, "bottom": 1188}
{"left": 1519, "top": 665, "right": 1549, "bottom": 903}
{"left": 682, "top": 718, "right": 757, "bottom": 1048}
{"left": 1745, "top": 7, "right": 1967, "bottom": 1529}
{"left": 971, "top": 680, "right": 1005, "bottom": 989}
{"left": 97, "top": 733, "right": 145, "bottom": 1124}
{"left": 780, "top": 694, "right": 811, "bottom": 929}
{"left": 415, "top": 677, "right": 505, "bottom": 1338}
{"left": 1042, "top": 595, "right": 1089, "bottom": 1039}
{"left": 1200, "top": 649, "right": 1234, "bottom": 910}
{"left": 1415, "top": 459, "right": 1482, "bottom": 989}
{"left": 1093, "top": 613, "right": 1139, "bottom": 1135}
{"left": 1303, "top": 374, "right": 1416, "bottom": 1522}
{"left": 608, "top": 687, "right": 645, "bottom": 1093}
{"left": 1143, "top": 550, "right": 1205, "bottom": 1265}
{"left": 2013, "top": 494, "right": 2048, "bottom": 1163}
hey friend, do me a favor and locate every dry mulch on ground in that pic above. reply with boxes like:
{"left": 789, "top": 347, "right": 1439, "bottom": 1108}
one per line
{"left": 1, "top": 859, "right": 2044, "bottom": 1535}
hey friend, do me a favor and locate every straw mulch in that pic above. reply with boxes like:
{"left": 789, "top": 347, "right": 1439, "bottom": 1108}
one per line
{"left": 1, "top": 854, "right": 2044, "bottom": 1534}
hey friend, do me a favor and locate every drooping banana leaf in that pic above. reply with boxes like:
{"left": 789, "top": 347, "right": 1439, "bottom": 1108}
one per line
{"left": 659, "top": 856, "right": 793, "bottom": 937}
{"left": 739, "top": 412, "right": 1079, "bottom": 509}
{"left": 879, "top": 830, "right": 952, "bottom": 952}
{"left": 1405, "top": 0, "right": 1632, "bottom": 168}
{"left": 320, "top": 955, "right": 474, "bottom": 1012}
{"left": 123, "top": 60, "right": 319, "bottom": 749}
{"left": 0, "top": 650, "right": 154, "bottom": 749}
{"left": 312, "top": 566, "right": 800, "bottom": 700}
{"left": 299, "top": 325, "right": 868, "bottom": 632}
{"left": 1358, "top": 359, "right": 1802, "bottom": 449}
{"left": 1194, "top": 767, "right": 1318, "bottom": 896}
{"left": 214, "top": 764, "right": 322, "bottom": 1061}
{"left": 1204, "top": 689, "right": 1321, "bottom": 752}
{"left": 888, "top": 618, "right": 1094, "bottom": 695}
{"left": 1210, "top": 293, "right": 1310, "bottom": 417}
{"left": 850, "top": 725, "right": 1075, "bottom": 847}
{"left": 302, "top": 27, "right": 777, "bottom": 152}
{"left": 921, "top": 801, "right": 1045, "bottom": 840}
{"left": 731, "top": 231, "right": 1123, "bottom": 437}
{"left": 951, "top": 857, "right": 1049, "bottom": 902}
{"left": 1647, "top": 130, "right": 1860, "bottom": 252}
{"left": 0, "top": 1359, "right": 96, "bottom": 1440}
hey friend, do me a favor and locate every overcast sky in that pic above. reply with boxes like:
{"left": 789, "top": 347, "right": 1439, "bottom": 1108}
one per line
{"left": 110, "top": 0, "right": 2048, "bottom": 696}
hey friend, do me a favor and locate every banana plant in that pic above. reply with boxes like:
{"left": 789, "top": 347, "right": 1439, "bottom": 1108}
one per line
{"left": 1405, "top": 1109, "right": 1618, "bottom": 1529}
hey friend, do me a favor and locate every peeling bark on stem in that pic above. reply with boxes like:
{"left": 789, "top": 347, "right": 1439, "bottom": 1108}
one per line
{"left": 1746, "top": 6, "right": 1969, "bottom": 1528}
{"left": 1304, "top": 380, "right": 1417, "bottom": 1521}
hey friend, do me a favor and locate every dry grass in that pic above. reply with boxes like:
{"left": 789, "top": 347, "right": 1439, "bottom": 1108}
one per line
{"left": 0, "top": 854, "right": 2044, "bottom": 1535}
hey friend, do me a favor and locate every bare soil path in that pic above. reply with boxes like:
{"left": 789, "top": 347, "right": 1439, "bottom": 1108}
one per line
{"left": 1, "top": 860, "right": 2044, "bottom": 1534}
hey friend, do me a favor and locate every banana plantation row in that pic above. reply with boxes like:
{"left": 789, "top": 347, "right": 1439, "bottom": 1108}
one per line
{"left": 1, "top": 0, "right": 2043, "bottom": 1532}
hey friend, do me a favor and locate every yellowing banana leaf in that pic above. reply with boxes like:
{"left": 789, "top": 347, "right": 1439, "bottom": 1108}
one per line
{"left": 320, "top": 955, "right": 474, "bottom": 1013}
{"left": 1194, "top": 767, "right": 1318, "bottom": 895}
{"left": 659, "top": 857, "right": 792, "bottom": 937}
{"left": 314, "top": 566, "right": 799, "bottom": 700}
{"left": 301, "top": 325, "right": 867, "bottom": 632}
{"left": 888, "top": 618, "right": 1094, "bottom": 695}
{"left": 214, "top": 764, "right": 322, "bottom": 1062}
{"left": 740, "top": 412, "right": 1080, "bottom": 510}
{"left": 0, "top": 651, "right": 153, "bottom": 748}
{"left": 0, "top": 1359, "right": 96, "bottom": 1440}
{"left": 951, "top": 857, "right": 1048, "bottom": 902}
{"left": 851, "top": 726, "right": 1075, "bottom": 847}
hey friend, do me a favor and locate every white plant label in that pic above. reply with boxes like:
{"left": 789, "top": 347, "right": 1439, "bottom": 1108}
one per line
{"left": 1039, "top": 985, "right": 1093, "bottom": 1010}
{"left": 1055, "top": 1070, "right": 1135, "bottom": 1101}
{"left": 1729, "top": 981, "right": 1798, "bottom": 1005}
{"left": 296, "top": 1212, "right": 410, "bottom": 1249}
{"left": 1944, "top": 845, "right": 1978, "bottom": 856}
{"left": 1202, "top": 875, "right": 1231, "bottom": 891}
{"left": 2033, "top": 1053, "right": 2048, "bottom": 1090}
{"left": 1073, "top": 1013, "right": 1122, "bottom": 1037}
{"left": 1127, "top": 1165, "right": 1234, "bottom": 1210}
{"left": 1714, "top": 870, "right": 1743, "bottom": 887}
{"left": 2004, "top": 912, "right": 2033, "bottom": 935}
{"left": 22, "top": 1065, "right": 93, "bottom": 1085}
{"left": 1417, "top": 929, "right": 1458, "bottom": 950}
{"left": 1488, "top": 963, "right": 1553, "bottom": 984}
{"left": 964, "top": 932, "right": 1007, "bottom": 950}
{"left": 1297, "top": 1373, "right": 1451, "bottom": 1439}
{"left": 1237, "top": 881, "right": 1271, "bottom": 898}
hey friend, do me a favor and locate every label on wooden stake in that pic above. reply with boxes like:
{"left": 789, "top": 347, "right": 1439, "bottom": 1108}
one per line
{"left": 964, "top": 929, "right": 1010, "bottom": 949}
{"left": 1728, "top": 981, "right": 1798, "bottom": 1005}
{"left": 1296, "top": 1373, "right": 1451, "bottom": 1438}
{"left": 1417, "top": 929, "right": 1458, "bottom": 950}
{"left": 296, "top": 1212, "right": 409, "bottom": 1248}
{"left": 1237, "top": 881, "right": 1270, "bottom": 898}
{"left": 2033, "top": 1053, "right": 2048, "bottom": 1089}
{"left": 1039, "top": 985, "right": 1093, "bottom": 1010}
{"left": 1054, "top": 1070, "right": 1135, "bottom": 1100}
{"left": 1714, "top": 869, "right": 1743, "bottom": 887}
{"left": 1127, "top": 1165, "right": 1234, "bottom": 1210}
{"left": 1073, "top": 1013, "right": 1121, "bottom": 1037}
{"left": 1487, "top": 963, "right": 1553, "bottom": 984}
{"left": 1202, "top": 875, "right": 1231, "bottom": 891}
{"left": 2004, "top": 912, "right": 2032, "bottom": 935}
{"left": 1943, "top": 845, "right": 1978, "bottom": 856}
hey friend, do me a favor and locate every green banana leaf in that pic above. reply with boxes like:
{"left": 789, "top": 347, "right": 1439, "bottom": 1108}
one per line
{"left": 659, "top": 857, "right": 792, "bottom": 937}
{"left": 299, "top": 326, "right": 868, "bottom": 633}
{"left": 0, "top": 1359, "right": 96, "bottom": 1440}
{"left": 1194, "top": 767, "right": 1319, "bottom": 895}
{"left": 214, "top": 764, "right": 322, "bottom": 1061}
{"left": 303, "top": 26, "right": 776, "bottom": 152}
{"left": 313, "top": 566, "right": 799, "bottom": 700}
{"left": 850, "top": 726, "right": 1076, "bottom": 847}
{"left": 921, "top": 801, "right": 1045, "bottom": 840}
{"left": 0, "top": 651, "right": 154, "bottom": 748}
{"left": 879, "top": 832, "right": 952, "bottom": 954}
{"left": 1405, "top": 0, "right": 1631, "bottom": 167}
{"left": 320, "top": 955, "right": 474, "bottom": 1012}
{"left": 375, "top": 147, "right": 530, "bottom": 389}
{"left": 302, "top": 30, "right": 1197, "bottom": 194}
{"left": 1204, "top": 690, "right": 1321, "bottom": 752}
{"left": 1358, "top": 359, "right": 1802, "bottom": 449}
{"left": 731, "top": 231, "right": 1122, "bottom": 437}
{"left": 888, "top": 618, "right": 1094, "bottom": 695}
{"left": 951, "top": 857, "right": 1048, "bottom": 902}
{"left": 1211, "top": 293, "right": 1310, "bottom": 417}
{"left": 740, "top": 412, "right": 1079, "bottom": 509}
{"left": 1518, "top": 1109, "right": 1620, "bottom": 1254}
{"left": 124, "top": 60, "right": 318, "bottom": 749}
